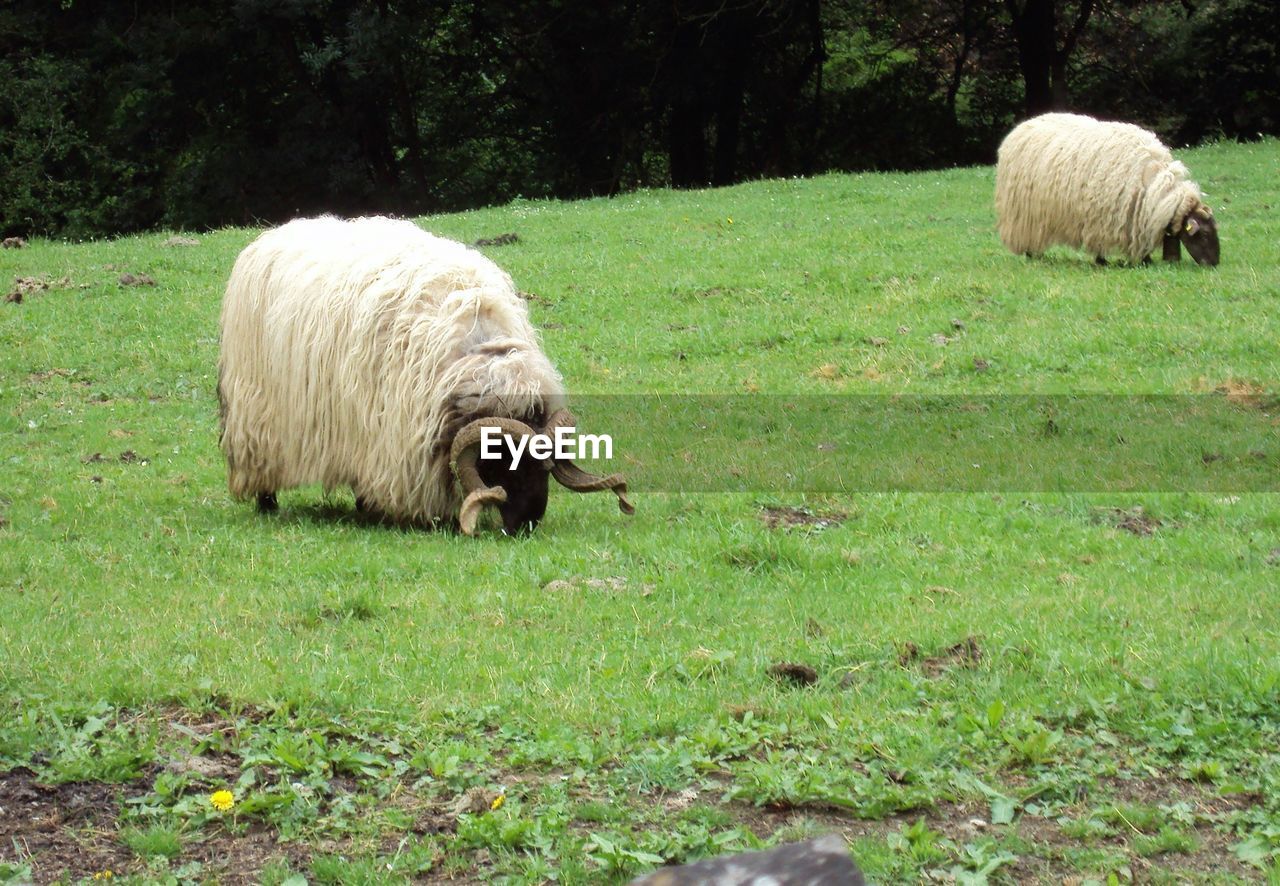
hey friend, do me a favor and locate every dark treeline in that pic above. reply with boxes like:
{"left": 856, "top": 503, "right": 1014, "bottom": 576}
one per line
{"left": 1, "top": 0, "right": 1276, "bottom": 238}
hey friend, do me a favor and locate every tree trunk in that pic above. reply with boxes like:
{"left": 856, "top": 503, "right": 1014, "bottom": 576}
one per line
{"left": 1006, "top": 0, "right": 1057, "bottom": 116}
{"left": 669, "top": 101, "right": 709, "bottom": 188}
{"left": 666, "top": 19, "right": 709, "bottom": 188}
{"left": 1006, "top": 0, "right": 1097, "bottom": 116}
{"left": 711, "top": 15, "right": 749, "bottom": 186}
{"left": 1050, "top": 57, "right": 1070, "bottom": 107}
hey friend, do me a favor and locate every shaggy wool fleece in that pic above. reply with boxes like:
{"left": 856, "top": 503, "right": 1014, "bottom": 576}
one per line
{"left": 218, "top": 215, "right": 565, "bottom": 522}
{"left": 995, "top": 112, "right": 1205, "bottom": 262}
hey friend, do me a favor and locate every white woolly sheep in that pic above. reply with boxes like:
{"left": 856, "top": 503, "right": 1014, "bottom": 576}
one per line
{"left": 217, "top": 215, "right": 633, "bottom": 535}
{"left": 995, "top": 112, "right": 1219, "bottom": 266}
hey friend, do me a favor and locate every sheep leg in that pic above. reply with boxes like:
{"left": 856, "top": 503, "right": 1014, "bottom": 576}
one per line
{"left": 1162, "top": 232, "right": 1181, "bottom": 262}
{"left": 355, "top": 496, "right": 368, "bottom": 513}
{"left": 1095, "top": 256, "right": 1108, "bottom": 267}
{"left": 256, "top": 492, "right": 278, "bottom": 513}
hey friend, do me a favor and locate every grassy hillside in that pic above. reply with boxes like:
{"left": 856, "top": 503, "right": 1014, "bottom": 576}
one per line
{"left": 1, "top": 140, "right": 1278, "bottom": 883}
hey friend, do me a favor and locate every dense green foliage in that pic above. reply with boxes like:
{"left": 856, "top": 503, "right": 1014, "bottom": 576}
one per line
{"left": 2, "top": 0, "right": 1277, "bottom": 238}
{"left": 2, "top": 141, "right": 1278, "bottom": 881}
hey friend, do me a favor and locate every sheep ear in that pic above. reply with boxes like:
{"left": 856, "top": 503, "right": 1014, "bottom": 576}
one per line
{"left": 1184, "top": 217, "right": 1201, "bottom": 236}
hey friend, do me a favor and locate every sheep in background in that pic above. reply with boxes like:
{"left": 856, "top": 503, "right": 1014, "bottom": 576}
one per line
{"left": 217, "top": 215, "right": 632, "bottom": 535}
{"left": 995, "top": 112, "right": 1219, "bottom": 266}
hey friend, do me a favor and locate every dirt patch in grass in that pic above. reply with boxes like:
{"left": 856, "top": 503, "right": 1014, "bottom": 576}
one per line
{"left": 759, "top": 505, "right": 848, "bottom": 530}
{"left": 1093, "top": 505, "right": 1161, "bottom": 536}
{"left": 897, "top": 635, "right": 982, "bottom": 677}
{"left": 0, "top": 767, "right": 141, "bottom": 883}
{"left": 6, "top": 276, "right": 81, "bottom": 304}
{"left": 26, "top": 368, "right": 80, "bottom": 383}
{"left": 543, "top": 575, "right": 654, "bottom": 595}
{"left": 768, "top": 662, "right": 820, "bottom": 686}
{"left": 0, "top": 765, "right": 321, "bottom": 885}
{"left": 1011, "top": 776, "right": 1261, "bottom": 883}
{"left": 1210, "top": 378, "right": 1278, "bottom": 411}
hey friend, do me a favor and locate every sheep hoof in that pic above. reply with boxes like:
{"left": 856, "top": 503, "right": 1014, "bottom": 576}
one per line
{"left": 256, "top": 492, "right": 278, "bottom": 513}
{"left": 1095, "top": 256, "right": 1108, "bottom": 267}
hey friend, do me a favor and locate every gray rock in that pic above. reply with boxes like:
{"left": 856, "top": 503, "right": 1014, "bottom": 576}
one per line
{"left": 630, "top": 834, "right": 865, "bottom": 886}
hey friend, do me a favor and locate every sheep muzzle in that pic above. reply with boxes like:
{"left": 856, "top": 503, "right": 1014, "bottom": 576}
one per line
{"left": 450, "top": 416, "right": 542, "bottom": 535}
{"left": 1178, "top": 206, "right": 1219, "bottom": 267}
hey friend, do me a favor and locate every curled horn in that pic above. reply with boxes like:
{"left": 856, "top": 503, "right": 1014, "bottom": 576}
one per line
{"left": 450, "top": 416, "right": 539, "bottom": 535}
{"left": 543, "top": 409, "right": 635, "bottom": 515}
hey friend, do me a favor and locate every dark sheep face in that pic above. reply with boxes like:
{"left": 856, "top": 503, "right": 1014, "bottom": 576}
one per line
{"left": 476, "top": 447, "right": 549, "bottom": 535}
{"left": 1179, "top": 208, "right": 1219, "bottom": 266}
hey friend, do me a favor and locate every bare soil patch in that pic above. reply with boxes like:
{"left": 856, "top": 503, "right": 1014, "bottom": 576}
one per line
{"left": 1211, "top": 378, "right": 1277, "bottom": 411}
{"left": 7, "top": 276, "right": 80, "bottom": 304}
{"left": 542, "top": 575, "right": 654, "bottom": 595}
{"left": 759, "top": 505, "right": 848, "bottom": 530}
{"left": 1, "top": 766, "right": 323, "bottom": 885}
{"left": 768, "top": 662, "right": 820, "bottom": 686}
{"left": 0, "top": 767, "right": 141, "bottom": 884}
{"left": 897, "top": 635, "right": 982, "bottom": 677}
{"left": 1093, "top": 506, "right": 1161, "bottom": 536}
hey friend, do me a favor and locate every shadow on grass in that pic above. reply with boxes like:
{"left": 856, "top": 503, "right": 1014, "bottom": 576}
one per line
{"left": 268, "top": 501, "right": 454, "bottom": 534}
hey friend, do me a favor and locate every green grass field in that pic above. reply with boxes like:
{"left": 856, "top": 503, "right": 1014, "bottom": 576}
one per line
{"left": 2, "top": 139, "right": 1279, "bottom": 884}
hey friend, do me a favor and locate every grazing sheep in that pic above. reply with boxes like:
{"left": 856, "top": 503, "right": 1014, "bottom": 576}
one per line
{"left": 995, "top": 112, "right": 1219, "bottom": 266}
{"left": 217, "top": 215, "right": 632, "bottom": 535}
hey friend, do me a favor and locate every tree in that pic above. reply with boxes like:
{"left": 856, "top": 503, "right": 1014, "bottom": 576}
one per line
{"left": 1003, "top": 0, "right": 1097, "bottom": 115}
{"left": 655, "top": 0, "right": 826, "bottom": 187}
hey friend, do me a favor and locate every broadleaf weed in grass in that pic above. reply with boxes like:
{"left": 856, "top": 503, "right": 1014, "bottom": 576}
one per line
{"left": 407, "top": 740, "right": 491, "bottom": 791}
{"left": 39, "top": 705, "right": 155, "bottom": 783}
{"left": 0, "top": 862, "right": 34, "bottom": 885}
{"left": 582, "top": 831, "right": 666, "bottom": 877}
{"left": 888, "top": 818, "right": 950, "bottom": 865}
{"left": 614, "top": 745, "right": 697, "bottom": 793}
{"left": 947, "top": 838, "right": 1019, "bottom": 884}
{"left": 1233, "top": 826, "right": 1280, "bottom": 869}
{"left": 725, "top": 748, "right": 861, "bottom": 811}
{"left": 641, "top": 820, "right": 759, "bottom": 867}
{"left": 455, "top": 804, "right": 561, "bottom": 855}
{"left": 1183, "top": 758, "right": 1227, "bottom": 783}
{"left": 1002, "top": 723, "right": 1064, "bottom": 767}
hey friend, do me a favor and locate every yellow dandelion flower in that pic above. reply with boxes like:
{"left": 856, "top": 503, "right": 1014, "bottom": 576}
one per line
{"left": 210, "top": 789, "right": 235, "bottom": 811}
{"left": 490, "top": 794, "right": 505, "bottom": 811}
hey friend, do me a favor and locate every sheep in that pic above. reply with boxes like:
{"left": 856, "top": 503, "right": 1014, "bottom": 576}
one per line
{"left": 995, "top": 112, "right": 1219, "bottom": 266}
{"left": 217, "top": 215, "right": 633, "bottom": 536}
